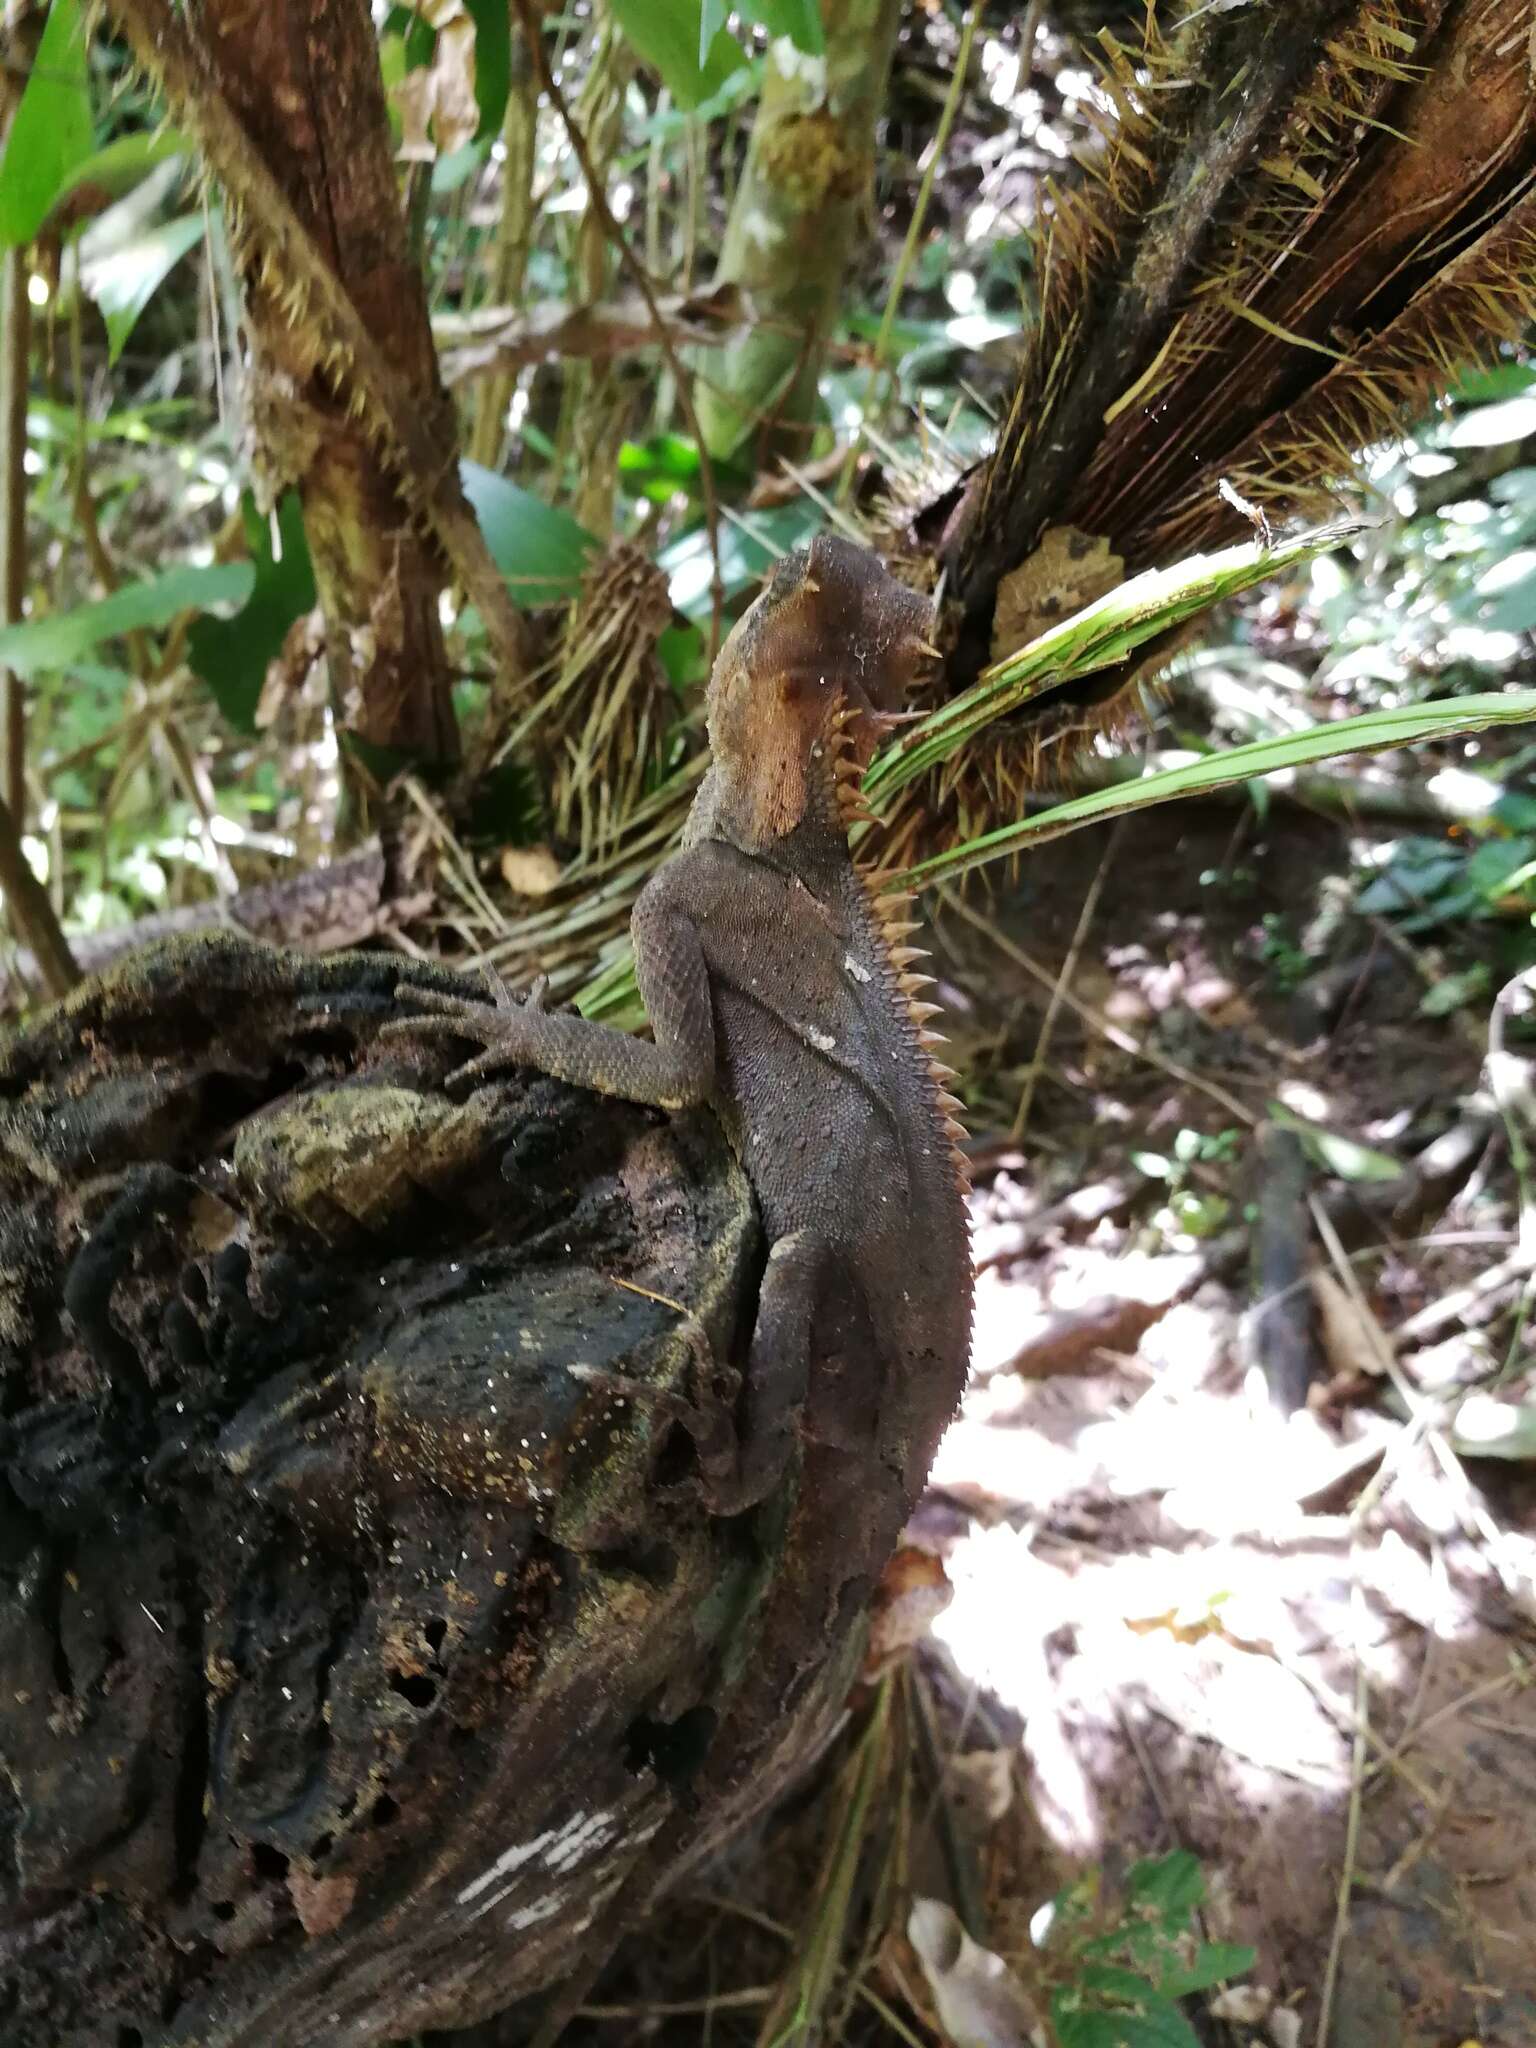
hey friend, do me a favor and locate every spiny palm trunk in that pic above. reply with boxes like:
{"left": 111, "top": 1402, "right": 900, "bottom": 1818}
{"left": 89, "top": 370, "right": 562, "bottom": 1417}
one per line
{"left": 883, "top": 0, "right": 1536, "bottom": 869}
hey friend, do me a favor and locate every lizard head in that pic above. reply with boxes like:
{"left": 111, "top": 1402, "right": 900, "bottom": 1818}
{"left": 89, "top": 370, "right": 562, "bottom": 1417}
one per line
{"left": 705, "top": 535, "right": 935, "bottom": 847}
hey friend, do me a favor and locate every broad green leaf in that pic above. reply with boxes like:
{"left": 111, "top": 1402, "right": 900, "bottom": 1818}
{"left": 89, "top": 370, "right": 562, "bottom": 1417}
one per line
{"left": 55, "top": 130, "right": 188, "bottom": 212}
{"left": 1054, "top": 2005, "right": 1198, "bottom": 2048}
{"left": 610, "top": 0, "right": 745, "bottom": 109}
{"left": 460, "top": 460, "right": 596, "bottom": 607}
{"left": 463, "top": 0, "right": 511, "bottom": 137}
{"left": 1269, "top": 1105, "right": 1401, "bottom": 1184}
{"left": 889, "top": 690, "right": 1536, "bottom": 892}
{"left": 1450, "top": 362, "right": 1536, "bottom": 405}
{"left": 700, "top": 0, "right": 728, "bottom": 64}
{"left": 1126, "top": 1851, "right": 1204, "bottom": 1920}
{"left": 0, "top": 0, "right": 93, "bottom": 246}
{"left": 188, "top": 494, "right": 316, "bottom": 733}
{"left": 82, "top": 212, "right": 204, "bottom": 362}
{"left": 658, "top": 499, "right": 820, "bottom": 616}
{"left": 1158, "top": 1942, "right": 1257, "bottom": 1996}
{"left": 1115, "top": 2013, "right": 1202, "bottom": 2048}
{"left": 1419, "top": 963, "right": 1490, "bottom": 1017}
{"left": 0, "top": 564, "right": 254, "bottom": 677}
{"left": 1079, "top": 1963, "right": 1160, "bottom": 2001}
{"left": 739, "top": 0, "right": 825, "bottom": 51}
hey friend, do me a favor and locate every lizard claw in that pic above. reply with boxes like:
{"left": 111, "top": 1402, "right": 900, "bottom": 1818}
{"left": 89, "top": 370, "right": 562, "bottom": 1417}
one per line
{"left": 382, "top": 969, "right": 552, "bottom": 1089}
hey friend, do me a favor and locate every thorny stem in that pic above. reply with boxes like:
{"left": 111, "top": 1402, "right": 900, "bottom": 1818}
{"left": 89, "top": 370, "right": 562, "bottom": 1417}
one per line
{"left": 509, "top": 0, "right": 725, "bottom": 656}
{"left": 100, "top": 0, "right": 535, "bottom": 703}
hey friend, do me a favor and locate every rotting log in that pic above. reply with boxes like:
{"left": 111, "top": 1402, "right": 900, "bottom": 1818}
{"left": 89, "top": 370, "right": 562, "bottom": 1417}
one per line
{"left": 0, "top": 934, "right": 917, "bottom": 2045}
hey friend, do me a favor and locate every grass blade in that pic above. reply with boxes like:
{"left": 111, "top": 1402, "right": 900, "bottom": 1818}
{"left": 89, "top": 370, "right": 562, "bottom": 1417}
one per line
{"left": 894, "top": 690, "right": 1536, "bottom": 891}
{"left": 863, "top": 519, "right": 1364, "bottom": 804}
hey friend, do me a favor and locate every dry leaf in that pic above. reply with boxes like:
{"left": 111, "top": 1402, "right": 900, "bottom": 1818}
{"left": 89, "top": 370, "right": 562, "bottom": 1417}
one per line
{"left": 945, "top": 1748, "right": 1015, "bottom": 1828}
{"left": 287, "top": 1868, "right": 357, "bottom": 1938}
{"left": 1311, "top": 1268, "right": 1393, "bottom": 1379}
{"left": 499, "top": 845, "right": 563, "bottom": 898}
{"left": 908, "top": 1898, "right": 1040, "bottom": 2048}
{"left": 863, "top": 1544, "right": 951, "bottom": 1679}
{"left": 990, "top": 525, "right": 1124, "bottom": 665}
{"left": 395, "top": 0, "right": 479, "bottom": 165}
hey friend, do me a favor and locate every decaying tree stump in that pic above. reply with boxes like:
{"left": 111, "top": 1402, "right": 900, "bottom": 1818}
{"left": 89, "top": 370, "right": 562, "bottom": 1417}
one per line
{"left": 0, "top": 935, "right": 914, "bottom": 2045}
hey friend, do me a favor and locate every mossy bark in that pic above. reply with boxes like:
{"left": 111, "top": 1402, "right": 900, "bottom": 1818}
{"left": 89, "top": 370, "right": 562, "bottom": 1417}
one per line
{"left": 693, "top": 0, "right": 906, "bottom": 463}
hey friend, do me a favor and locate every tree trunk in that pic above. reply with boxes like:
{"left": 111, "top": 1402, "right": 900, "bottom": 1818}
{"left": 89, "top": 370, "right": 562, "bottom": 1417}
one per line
{"left": 694, "top": 0, "right": 906, "bottom": 462}
{"left": 0, "top": 934, "right": 917, "bottom": 2046}
{"left": 193, "top": 0, "right": 459, "bottom": 764}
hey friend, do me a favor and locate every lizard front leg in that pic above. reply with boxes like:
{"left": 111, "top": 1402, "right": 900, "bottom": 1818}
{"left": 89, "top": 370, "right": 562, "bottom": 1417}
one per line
{"left": 387, "top": 890, "right": 716, "bottom": 1112}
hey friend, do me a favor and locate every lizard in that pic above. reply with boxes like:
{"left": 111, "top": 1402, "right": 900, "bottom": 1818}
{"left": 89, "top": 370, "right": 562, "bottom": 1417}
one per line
{"left": 390, "top": 534, "right": 974, "bottom": 1516}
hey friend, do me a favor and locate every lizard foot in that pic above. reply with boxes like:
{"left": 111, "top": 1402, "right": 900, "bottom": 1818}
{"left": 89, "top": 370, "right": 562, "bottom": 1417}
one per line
{"left": 382, "top": 967, "right": 552, "bottom": 1088}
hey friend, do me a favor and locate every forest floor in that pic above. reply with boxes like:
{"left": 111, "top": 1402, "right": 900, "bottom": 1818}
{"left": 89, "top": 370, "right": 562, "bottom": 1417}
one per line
{"left": 566, "top": 783, "right": 1536, "bottom": 2048}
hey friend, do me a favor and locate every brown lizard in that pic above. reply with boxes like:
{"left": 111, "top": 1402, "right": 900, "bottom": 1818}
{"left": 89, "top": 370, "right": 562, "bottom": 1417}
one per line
{"left": 392, "top": 535, "right": 974, "bottom": 1514}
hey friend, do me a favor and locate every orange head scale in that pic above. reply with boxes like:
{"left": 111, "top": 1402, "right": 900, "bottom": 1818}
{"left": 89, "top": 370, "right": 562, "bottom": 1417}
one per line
{"left": 706, "top": 535, "right": 936, "bottom": 846}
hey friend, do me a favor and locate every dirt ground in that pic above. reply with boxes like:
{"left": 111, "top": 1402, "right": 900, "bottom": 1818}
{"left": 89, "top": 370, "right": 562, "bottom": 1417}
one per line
{"left": 552, "top": 791, "right": 1536, "bottom": 2047}
{"left": 921, "top": 795, "right": 1536, "bottom": 2048}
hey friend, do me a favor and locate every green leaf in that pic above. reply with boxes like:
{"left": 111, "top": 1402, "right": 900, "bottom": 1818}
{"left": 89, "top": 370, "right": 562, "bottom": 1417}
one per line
{"left": 700, "top": 0, "right": 728, "bottom": 64}
{"left": 82, "top": 212, "right": 204, "bottom": 362}
{"left": 463, "top": 0, "right": 511, "bottom": 137}
{"left": 1269, "top": 1105, "right": 1402, "bottom": 1184}
{"left": 739, "top": 0, "right": 825, "bottom": 51}
{"left": 1116, "top": 2013, "right": 1202, "bottom": 2048}
{"left": 658, "top": 499, "right": 821, "bottom": 616}
{"left": 55, "top": 130, "right": 188, "bottom": 211}
{"left": 0, "top": 563, "right": 254, "bottom": 677}
{"left": 1450, "top": 362, "right": 1536, "bottom": 405}
{"left": 460, "top": 460, "right": 596, "bottom": 607}
{"left": 888, "top": 689, "right": 1536, "bottom": 894}
{"left": 0, "top": 0, "right": 93, "bottom": 246}
{"left": 610, "top": 0, "right": 746, "bottom": 108}
{"left": 1079, "top": 1963, "right": 1159, "bottom": 2002}
{"left": 1054, "top": 2004, "right": 1199, "bottom": 2048}
{"left": 1419, "top": 963, "right": 1490, "bottom": 1017}
{"left": 1126, "top": 1851, "right": 1204, "bottom": 1921}
{"left": 864, "top": 520, "right": 1364, "bottom": 804}
{"left": 187, "top": 494, "right": 316, "bottom": 733}
{"left": 1158, "top": 1942, "right": 1257, "bottom": 1997}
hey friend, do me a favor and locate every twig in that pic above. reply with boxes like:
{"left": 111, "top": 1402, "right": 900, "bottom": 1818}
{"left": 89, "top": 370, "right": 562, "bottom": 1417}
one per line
{"left": 511, "top": 0, "right": 724, "bottom": 655}
{"left": 1012, "top": 820, "right": 1121, "bottom": 1141}
{"left": 1314, "top": 1584, "right": 1369, "bottom": 2048}
{"left": 943, "top": 889, "right": 1257, "bottom": 1128}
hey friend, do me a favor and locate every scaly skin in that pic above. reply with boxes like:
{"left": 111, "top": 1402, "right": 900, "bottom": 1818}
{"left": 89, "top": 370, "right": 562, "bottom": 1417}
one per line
{"left": 393, "top": 536, "right": 974, "bottom": 1512}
